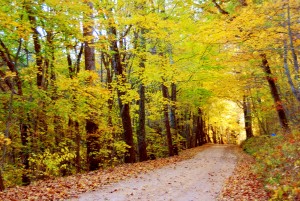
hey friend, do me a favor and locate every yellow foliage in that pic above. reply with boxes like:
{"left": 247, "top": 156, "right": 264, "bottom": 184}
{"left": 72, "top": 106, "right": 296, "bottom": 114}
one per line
{"left": 0, "top": 132, "right": 11, "bottom": 146}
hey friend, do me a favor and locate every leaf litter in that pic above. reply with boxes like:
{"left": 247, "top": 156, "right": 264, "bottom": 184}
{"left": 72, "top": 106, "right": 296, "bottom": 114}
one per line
{"left": 218, "top": 149, "right": 270, "bottom": 201}
{"left": 0, "top": 145, "right": 269, "bottom": 201}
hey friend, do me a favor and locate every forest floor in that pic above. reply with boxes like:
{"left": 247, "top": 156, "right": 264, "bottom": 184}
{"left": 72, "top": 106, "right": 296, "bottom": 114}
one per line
{"left": 0, "top": 144, "right": 269, "bottom": 201}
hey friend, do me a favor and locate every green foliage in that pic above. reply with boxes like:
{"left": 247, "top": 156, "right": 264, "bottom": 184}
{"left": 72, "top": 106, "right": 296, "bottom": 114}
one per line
{"left": 179, "top": 88, "right": 212, "bottom": 109}
{"left": 146, "top": 126, "right": 169, "bottom": 158}
{"left": 242, "top": 134, "right": 300, "bottom": 200}
{"left": 2, "top": 164, "right": 23, "bottom": 188}
{"left": 112, "top": 141, "right": 131, "bottom": 162}
{"left": 29, "top": 142, "right": 76, "bottom": 178}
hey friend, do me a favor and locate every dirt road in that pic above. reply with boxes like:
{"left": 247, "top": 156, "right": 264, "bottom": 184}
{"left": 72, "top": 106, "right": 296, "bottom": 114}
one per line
{"left": 74, "top": 144, "right": 238, "bottom": 201}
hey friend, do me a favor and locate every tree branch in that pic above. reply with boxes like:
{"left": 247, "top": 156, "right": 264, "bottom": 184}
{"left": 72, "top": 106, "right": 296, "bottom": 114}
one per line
{"left": 212, "top": 0, "right": 229, "bottom": 15}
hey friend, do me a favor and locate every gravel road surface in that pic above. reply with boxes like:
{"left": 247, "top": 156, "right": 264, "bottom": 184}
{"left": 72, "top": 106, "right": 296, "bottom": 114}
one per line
{"left": 74, "top": 144, "right": 238, "bottom": 201}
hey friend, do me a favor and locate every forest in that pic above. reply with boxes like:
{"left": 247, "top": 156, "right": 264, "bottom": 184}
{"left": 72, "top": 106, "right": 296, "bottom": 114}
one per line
{"left": 0, "top": 0, "right": 299, "bottom": 198}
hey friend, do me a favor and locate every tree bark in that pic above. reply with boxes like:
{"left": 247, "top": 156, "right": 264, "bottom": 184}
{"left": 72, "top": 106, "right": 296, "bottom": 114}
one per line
{"left": 83, "top": 2, "right": 103, "bottom": 169}
{"left": 195, "top": 111, "right": 201, "bottom": 146}
{"left": 0, "top": 169, "right": 4, "bottom": 191}
{"left": 239, "top": 0, "right": 247, "bottom": 7}
{"left": 197, "top": 108, "right": 206, "bottom": 145}
{"left": 170, "top": 83, "right": 177, "bottom": 133}
{"left": 20, "top": 123, "right": 30, "bottom": 185}
{"left": 0, "top": 39, "right": 23, "bottom": 95}
{"left": 212, "top": 0, "right": 229, "bottom": 15}
{"left": 161, "top": 84, "right": 174, "bottom": 156}
{"left": 102, "top": 51, "right": 115, "bottom": 165}
{"left": 26, "top": 7, "right": 44, "bottom": 88}
{"left": 83, "top": 2, "right": 95, "bottom": 71}
{"left": 243, "top": 95, "right": 253, "bottom": 138}
{"left": 110, "top": 25, "right": 136, "bottom": 163}
{"left": 260, "top": 54, "right": 290, "bottom": 133}
{"left": 137, "top": 29, "right": 148, "bottom": 162}
{"left": 287, "top": 3, "right": 299, "bottom": 74}
{"left": 86, "top": 120, "right": 100, "bottom": 171}
{"left": 212, "top": 126, "right": 217, "bottom": 144}
{"left": 137, "top": 83, "right": 147, "bottom": 161}
{"left": 283, "top": 40, "right": 300, "bottom": 102}
{"left": 74, "top": 121, "right": 80, "bottom": 173}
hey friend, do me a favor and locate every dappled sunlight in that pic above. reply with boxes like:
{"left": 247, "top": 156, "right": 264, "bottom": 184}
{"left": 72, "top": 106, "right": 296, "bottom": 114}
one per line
{"left": 204, "top": 98, "right": 246, "bottom": 144}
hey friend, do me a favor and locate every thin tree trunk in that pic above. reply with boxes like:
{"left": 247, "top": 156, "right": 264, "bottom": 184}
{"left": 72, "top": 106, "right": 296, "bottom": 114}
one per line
{"left": 83, "top": 2, "right": 103, "bottom": 169}
{"left": 195, "top": 110, "right": 201, "bottom": 146}
{"left": 83, "top": 2, "right": 95, "bottom": 71}
{"left": 26, "top": 8, "right": 44, "bottom": 88}
{"left": 161, "top": 84, "right": 174, "bottom": 156}
{"left": 0, "top": 39, "right": 23, "bottom": 95}
{"left": 3, "top": 84, "right": 14, "bottom": 161}
{"left": 75, "top": 121, "right": 80, "bottom": 173}
{"left": 137, "top": 83, "right": 147, "bottom": 161}
{"left": 212, "top": 126, "right": 217, "bottom": 144}
{"left": 287, "top": 3, "right": 299, "bottom": 74}
{"left": 47, "top": 31, "right": 56, "bottom": 85}
{"left": 66, "top": 44, "right": 84, "bottom": 172}
{"left": 86, "top": 120, "right": 100, "bottom": 171}
{"left": 169, "top": 83, "right": 179, "bottom": 153}
{"left": 243, "top": 95, "right": 253, "bottom": 138}
{"left": 0, "top": 169, "right": 4, "bottom": 191}
{"left": 110, "top": 25, "right": 136, "bottom": 163}
{"left": 20, "top": 123, "right": 30, "bottom": 185}
{"left": 260, "top": 54, "right": 290, "bottom": 133}
{"left": 198, "top": 108, "right": 206, "bottom": 145}
{"left": 170, "top": 83, "right": 177, "bottom": 133}
{"left": 104, "top": 53, "right": 115, "bottom": 165}
{"left": 137, "top": 29, "right": 148, "bottom": 162}
{"left": 283, "top": 40, "right": 300, "bottom": 101}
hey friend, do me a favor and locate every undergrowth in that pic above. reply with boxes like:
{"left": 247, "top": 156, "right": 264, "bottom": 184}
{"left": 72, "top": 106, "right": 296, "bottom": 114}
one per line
{"left": 242, "top": 133, "right": 300, "bottom": 200}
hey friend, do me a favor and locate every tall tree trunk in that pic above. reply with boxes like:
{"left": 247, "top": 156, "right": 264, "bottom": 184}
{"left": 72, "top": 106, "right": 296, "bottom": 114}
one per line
{"left": 121, "top": 105, "right": 136, "bottom": 163}
{"left": 83, "top": 2, "right": 95, "bottom": 71}
{"left": 26, "top": 7, "right": 44, "bottom": 88}
{"left": 0, "top": 169, "right": 4, "bottom": 191}
{"left": 283, "top": 40, "right": 300, "bottom": 101}
{"left": 0, "top": 38, "right": 29, "bottom": 185}
{"left": 212, "top": 126, "right": 217, "bottom": 144}
{"left": 137, "top": 83, "right": 147, "bottom": 161}
{"left": 20, "top": 123, "right": 30, "bottom": 185}
{"left": 83, "top": 2, "right": 103, "bottom": 169}
{"left": 110, "top": 25, "right": 136, "bottom": 163}
{"left": 198, "top": 108, "right": 206, "bottom": 145}
{"left": 102, "top": 52, "right": 115, "bottom": 163}
{"left": 260, "top": 54, "right": 290, "bottom": 133}
{"left": 47, "top": 31, "right": 56, "bottom": 86}
{"left": 66, "top": 43, "right": 84, "bottom": 173}
{"left": 137, "top": 29, "right": 148, "bottom": 162}
{"left": 170, "top": 83, "right": 178, "bottom": 148}
{"left": 86, "top": 120, "right": 100, "bottom": 171}
{"left": 170, "top": 84, "right": 177, "bottom": 129}
{"left": 161, "top": 84, "right": 174, "bottom": 156}
{"left": 0, "top": 39, "right": 23, "bottom": 95}
{"left": 243, "top": 95, "right": 253, "bottom": 138}
{"left": 195, "top": 110, "right": 201, "bottom": 146}
{"left": 287, "top": 3, "right": 299, "bottom": 74}
{"left": 74, "top": 121, "right": 80, "bottom": 173}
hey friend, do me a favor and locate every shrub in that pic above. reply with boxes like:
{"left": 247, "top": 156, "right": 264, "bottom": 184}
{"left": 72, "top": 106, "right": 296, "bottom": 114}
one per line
{"left": 242, "top": 134, "right": 300, "bottom": 200}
